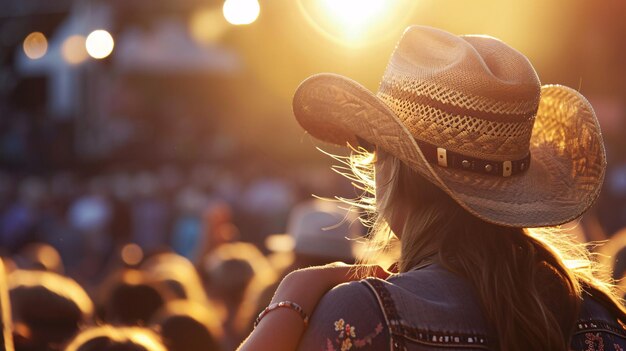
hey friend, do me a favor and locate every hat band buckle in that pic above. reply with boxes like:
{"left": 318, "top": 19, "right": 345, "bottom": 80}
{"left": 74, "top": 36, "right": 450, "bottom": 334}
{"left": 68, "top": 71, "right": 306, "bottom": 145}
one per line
{"left": 426, "top": 142, "right": 530, "bottom": 177}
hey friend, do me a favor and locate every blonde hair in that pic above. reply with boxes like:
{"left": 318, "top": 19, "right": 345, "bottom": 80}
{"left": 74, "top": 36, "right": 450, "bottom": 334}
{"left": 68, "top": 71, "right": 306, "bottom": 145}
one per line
{"left": 330, "top": 147, "right": 626, "bottom": 351}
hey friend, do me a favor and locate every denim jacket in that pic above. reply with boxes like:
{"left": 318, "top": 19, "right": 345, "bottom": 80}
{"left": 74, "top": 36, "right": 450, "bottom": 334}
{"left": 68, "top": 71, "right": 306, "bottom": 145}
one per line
{"left": 297, "top": 263, "right": 626, "bottom": 351}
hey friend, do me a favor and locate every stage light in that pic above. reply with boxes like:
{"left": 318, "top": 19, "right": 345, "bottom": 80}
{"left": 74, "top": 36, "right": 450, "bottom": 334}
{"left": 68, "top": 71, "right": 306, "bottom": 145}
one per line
{"left": 23, "top": 32, "right": 48, "bottom": 59}
{"left": 223, "top": 0, "right": 260, "bottom": 25}
{"left": 62, "top": 35, "right": 88, "bottom": 64}
{"left": 86, "top": 29, "right": 114, "bottom": 59}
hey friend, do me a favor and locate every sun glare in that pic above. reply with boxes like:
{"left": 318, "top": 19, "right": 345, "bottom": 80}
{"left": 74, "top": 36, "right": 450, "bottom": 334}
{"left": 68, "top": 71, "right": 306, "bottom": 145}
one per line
{"left": 297, "top": 0, "right": 418, "bottom": 47}
{"left": 321, "top": 0, "right": 386, "bottom": 32}
{"left": 223, "top": 0, "right": 260, "bottom": 25}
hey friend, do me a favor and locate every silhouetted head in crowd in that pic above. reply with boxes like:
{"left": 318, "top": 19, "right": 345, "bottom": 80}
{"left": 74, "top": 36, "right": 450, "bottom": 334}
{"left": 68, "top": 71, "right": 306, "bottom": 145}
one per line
{"left": 141, "top": 252, "right": 209, "bottom": 305}
{"left": 202, "top": 242, "right": 274, "bottom": 307}
{"left": 202, "top": 242, "right": 277, "bottom": 347}
{"left": 151, "top": 300, "right": 223, "bottom": 351}
{"left": 99, "top": 269, "right": 170, "bottom": 326}
{"left": 14, "top": 243, "right": 65, "bottom": 274}
{"left": 8, "top": 270, "right": 93, "bottom": 351}
{"left": 64, "top": 326, "right": 166, "bottom": 351}
{"left": 205, "top": 258, "right": 253, "bottom": 305}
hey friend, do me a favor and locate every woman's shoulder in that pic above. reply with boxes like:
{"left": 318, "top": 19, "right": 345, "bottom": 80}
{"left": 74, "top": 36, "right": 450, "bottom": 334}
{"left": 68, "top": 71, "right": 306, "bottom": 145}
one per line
{"left": 297, "top": 280, "right": 389, "bottom": 351}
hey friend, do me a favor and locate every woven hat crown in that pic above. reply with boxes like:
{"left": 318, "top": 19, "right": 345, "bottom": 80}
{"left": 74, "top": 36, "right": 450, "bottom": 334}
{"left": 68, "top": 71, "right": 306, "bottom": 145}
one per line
{"left": 377, "top": 26, "right": 541, "bottom": 162}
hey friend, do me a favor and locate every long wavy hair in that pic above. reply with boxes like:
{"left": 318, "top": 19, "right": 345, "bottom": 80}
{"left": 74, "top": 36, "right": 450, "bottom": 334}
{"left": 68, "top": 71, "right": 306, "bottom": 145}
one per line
{"left": 329, "top": 146, "right": 626, "bottom": 351}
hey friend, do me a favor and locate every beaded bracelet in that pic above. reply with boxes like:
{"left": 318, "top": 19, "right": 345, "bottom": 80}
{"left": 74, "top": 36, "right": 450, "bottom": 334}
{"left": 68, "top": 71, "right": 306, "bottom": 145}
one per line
{"left": 254, "top": 301, "right": 310, "bottom": 328}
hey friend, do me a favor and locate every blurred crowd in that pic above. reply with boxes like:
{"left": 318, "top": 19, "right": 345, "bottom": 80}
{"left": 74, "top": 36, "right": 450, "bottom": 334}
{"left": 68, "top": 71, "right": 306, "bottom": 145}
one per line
{"left": 0, "top": 161, "right": 362, "bottom": 350}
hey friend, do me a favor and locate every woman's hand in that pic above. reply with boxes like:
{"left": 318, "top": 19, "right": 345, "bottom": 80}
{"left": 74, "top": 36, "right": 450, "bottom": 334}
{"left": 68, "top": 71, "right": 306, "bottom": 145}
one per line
{"left": 237, "top": 263, "right": 391, "bottom": 351}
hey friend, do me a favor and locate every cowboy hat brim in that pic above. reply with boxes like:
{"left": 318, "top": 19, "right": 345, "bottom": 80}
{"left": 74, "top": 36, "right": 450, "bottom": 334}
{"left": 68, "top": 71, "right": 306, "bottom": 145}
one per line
{"left": 293, "top": 73, "right": 606, "bottom": 227}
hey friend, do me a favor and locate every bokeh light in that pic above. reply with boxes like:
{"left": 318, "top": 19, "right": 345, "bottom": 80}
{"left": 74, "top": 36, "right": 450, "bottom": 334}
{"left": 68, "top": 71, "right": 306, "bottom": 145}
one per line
{"left": 223, "top": 0, "right": 260, "bottom": 25}
{"left": 61, "top": 35, "right": 88, "bottom": 64}
{"left": 190, "top": 7, "right": 229, "bottom": 44}
{"left": 121, "top": 243, "right": 144, "bottom": 266}
{"left": 85, "top": 29, "right": 114, "bottom": 59}
{"left": 23, "top": 31, "right": 48, "bottom": 59}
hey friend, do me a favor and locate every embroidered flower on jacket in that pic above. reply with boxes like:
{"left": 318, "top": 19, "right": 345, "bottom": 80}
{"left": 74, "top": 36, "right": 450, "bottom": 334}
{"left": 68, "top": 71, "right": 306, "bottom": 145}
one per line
{"left": 584, "top": 332, "right": 604, "bottom": 351}
{"left": 341, "top": 338, "right": 353, "bottom": 351}
{"left": 334, "top": 319, "right": 345, "bottom": 332}
{"left": 345, "top": 323, "right": 356, "bottom": 338}
{"left": 325, "top": 319, "right": 384, "bottom": 351}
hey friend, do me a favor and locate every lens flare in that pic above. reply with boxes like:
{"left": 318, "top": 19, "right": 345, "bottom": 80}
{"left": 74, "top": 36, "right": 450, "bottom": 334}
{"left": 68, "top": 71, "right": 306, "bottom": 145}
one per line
{"left": 23, "top": 32, "right": 48, "bottom": 59}
{"left": 85, "top": 29, "right": 114, "bottom": 59}
{"left": 223, "top": 0, "right": 260, "bottom": 25}
{"left": 62, "top": 35, "right": 88, "bottom": 65}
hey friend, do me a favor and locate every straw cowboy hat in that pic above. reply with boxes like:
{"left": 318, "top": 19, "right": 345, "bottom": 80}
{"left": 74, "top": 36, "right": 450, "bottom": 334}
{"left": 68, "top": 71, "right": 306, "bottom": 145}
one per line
{"left": 293, "top": 25, "right": 606, "bottom": 227}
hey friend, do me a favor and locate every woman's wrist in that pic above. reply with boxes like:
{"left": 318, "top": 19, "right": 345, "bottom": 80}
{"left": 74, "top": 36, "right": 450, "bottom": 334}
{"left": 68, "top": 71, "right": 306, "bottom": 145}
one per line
{"left": 254, "top": 301, "right": 309, "bottom": 328}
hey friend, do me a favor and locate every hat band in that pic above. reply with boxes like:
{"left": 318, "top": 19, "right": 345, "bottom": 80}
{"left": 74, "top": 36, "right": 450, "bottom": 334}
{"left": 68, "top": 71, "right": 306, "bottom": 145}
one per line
{"left": 416, "top": 139, "right": 531, "bottom": 177}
